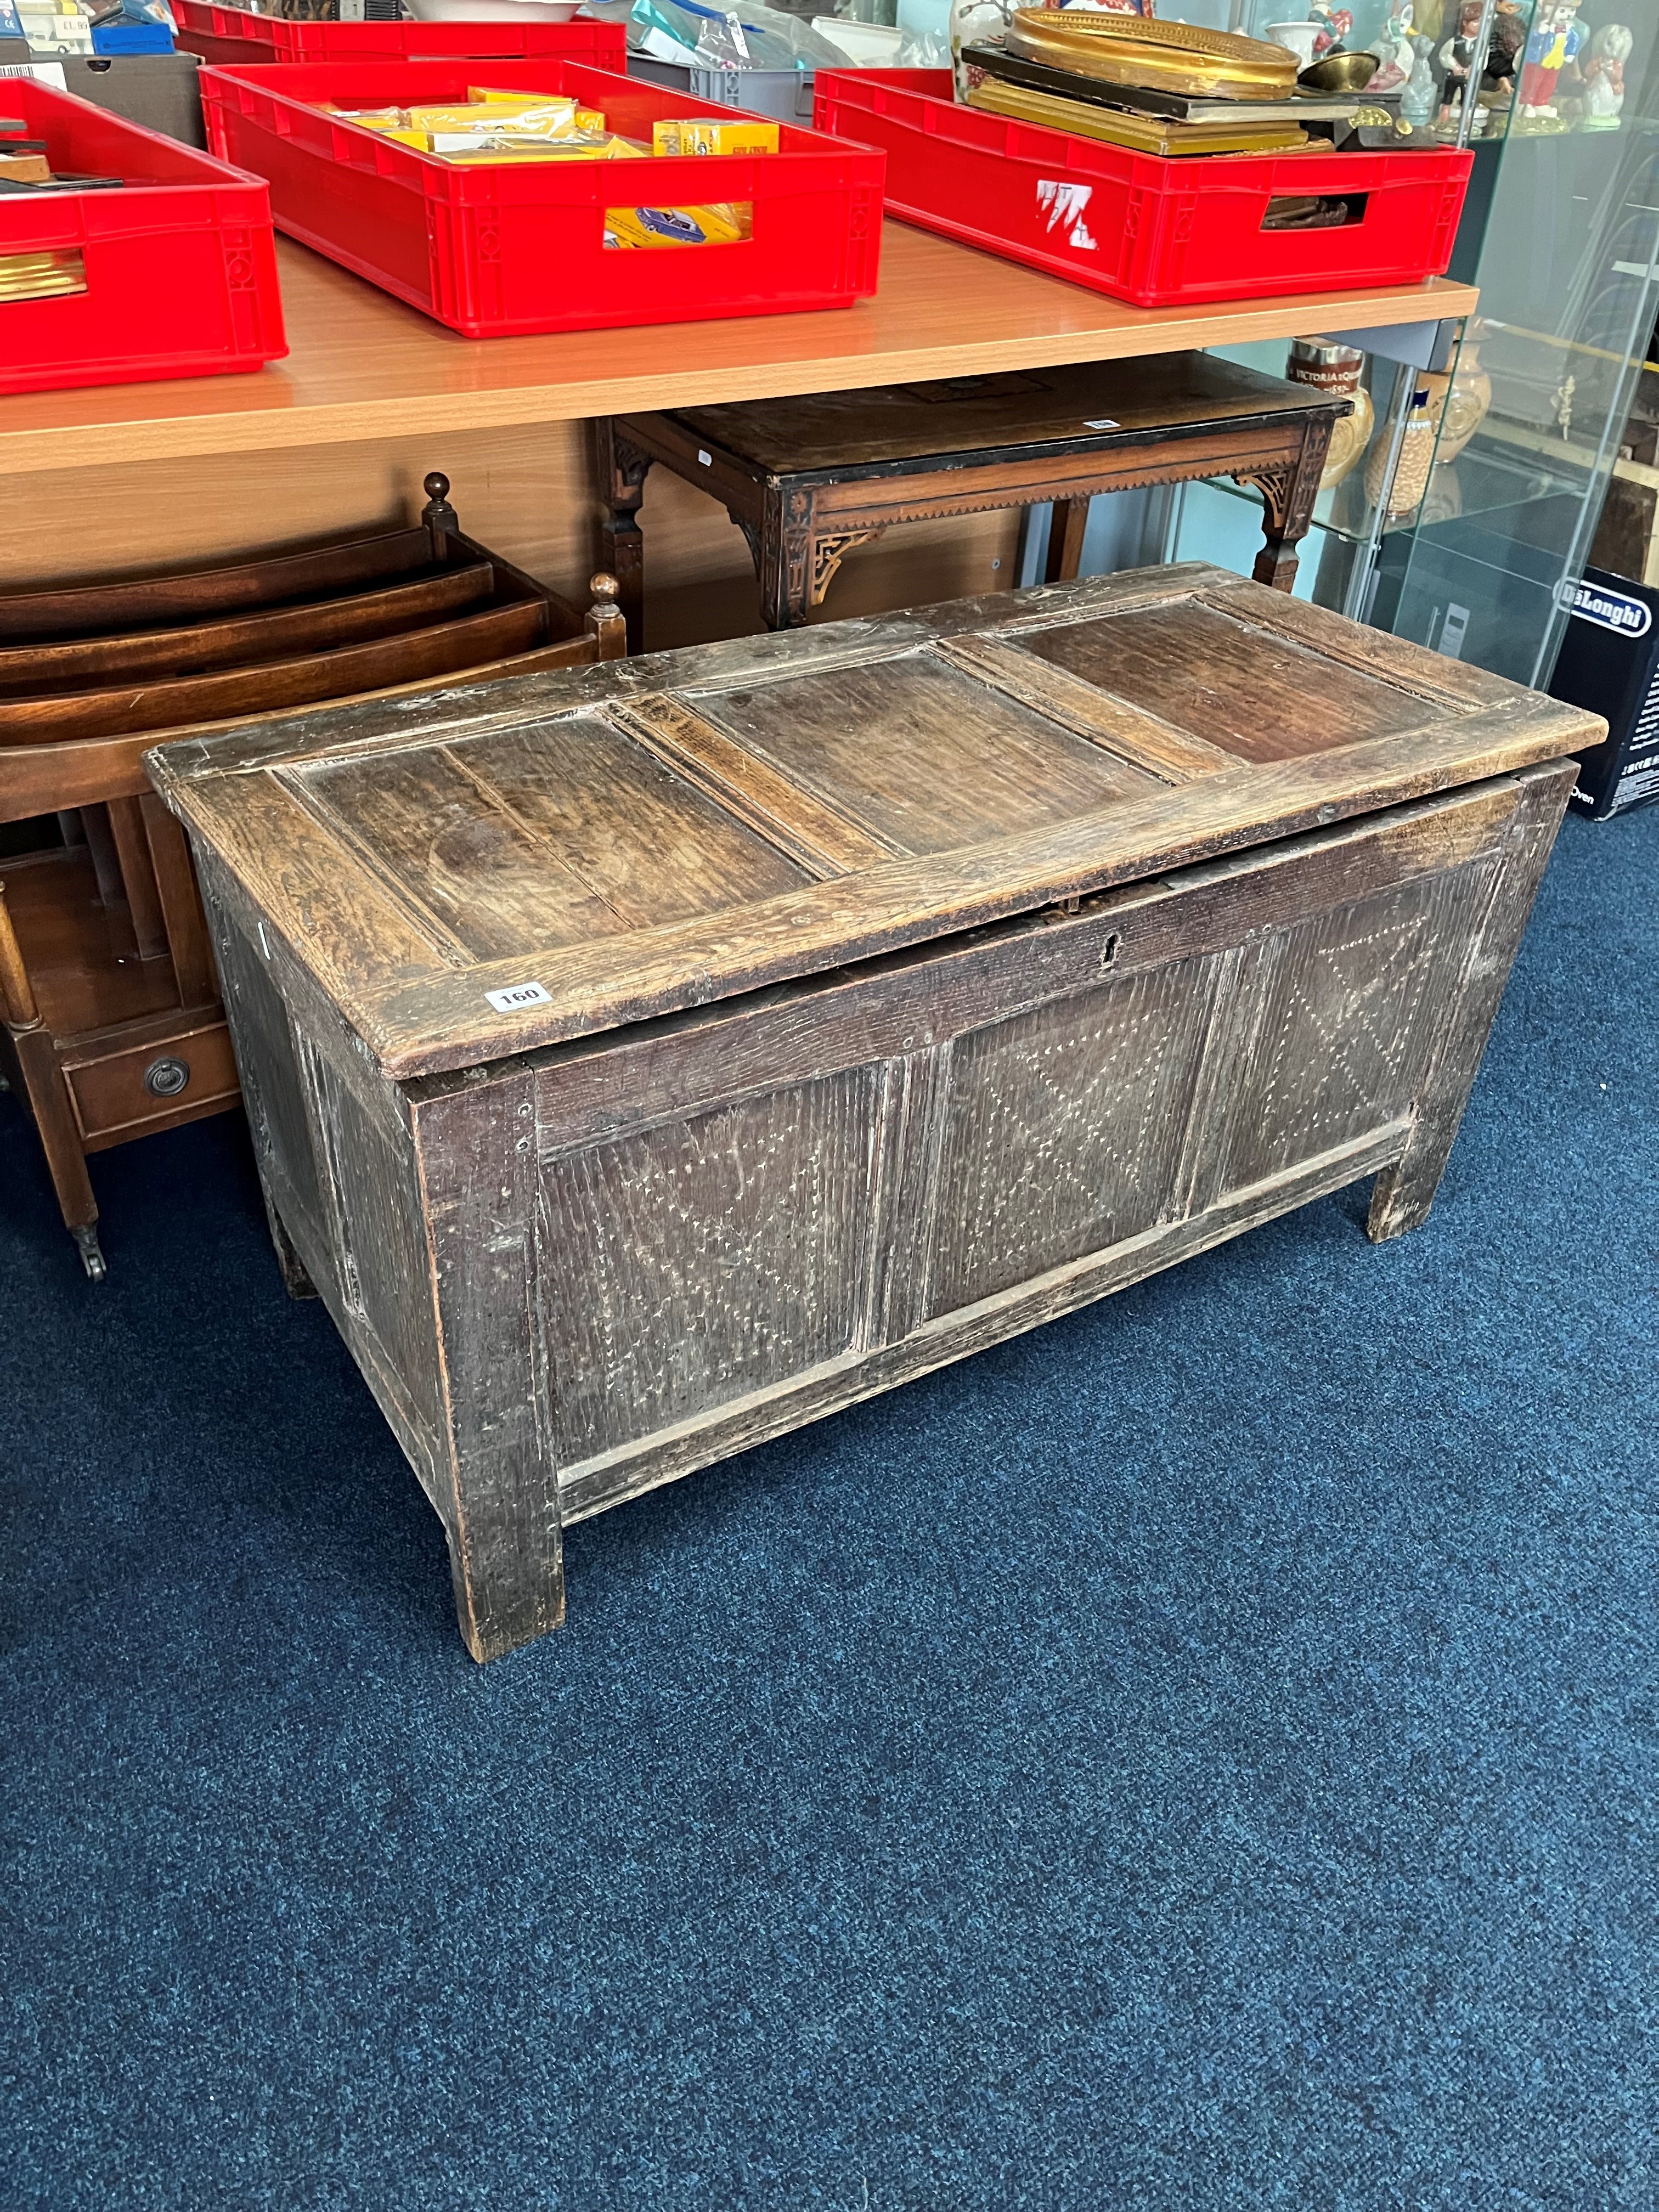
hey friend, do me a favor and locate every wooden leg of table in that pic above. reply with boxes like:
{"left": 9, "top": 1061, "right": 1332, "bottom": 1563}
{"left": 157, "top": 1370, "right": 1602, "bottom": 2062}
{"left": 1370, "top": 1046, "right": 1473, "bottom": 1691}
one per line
{"left": 759, "top": 487, "right": 815, "bottom": 629}
{"left": 1368, "top": 762, "right": 1573, "bottom": 1243}
{"left": 79, "top": 803, "right": 136, "bottom": 958}
{"left": 1043, "top": 496, "right": 1092, "bottom": 583}
{"left": 10, "top": 1026, "right": 103, "bottom": 1275}
{"left": 595, "top": 419, "right": 653, "bottom": 654}
{"left": 106, "top": 796, "right": 169, "bottom": 963}
{"left": 1243, "top": 419, "right": 1335, "bottom": 593}
{"left": 757, "top": 500, "right": 888, "bottom": 630}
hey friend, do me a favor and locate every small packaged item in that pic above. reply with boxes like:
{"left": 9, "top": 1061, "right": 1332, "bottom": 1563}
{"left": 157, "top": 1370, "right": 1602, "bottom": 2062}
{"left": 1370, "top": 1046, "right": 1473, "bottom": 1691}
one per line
{"left": 437, "top": 134, "right": 648, "bottom": 163}
{"left": 603, "top": 200, "right": 752, "bottom": 247}
{"left": 441, "top": 91, "right": 607, "bottom": 134}
{"left": 19, "top": 0, "right": 94, "bottom": 54}
{"left": 321, "top": 92, "right": 628, "bottom": 162}
{"left": 324, "top": 105, "right": 413, "bottom": 127}
{"left": 651, "top": 117, "right": 779, "bottom": 156}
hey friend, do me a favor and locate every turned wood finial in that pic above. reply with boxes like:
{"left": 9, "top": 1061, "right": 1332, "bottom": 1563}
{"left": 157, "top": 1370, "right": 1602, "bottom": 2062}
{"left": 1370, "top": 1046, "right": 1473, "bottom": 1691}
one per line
{"left": 421, "top": 471, "right": 459, "bottom": 537}
{"left": 585, "top": 572, "right": 628, "bottom": 661}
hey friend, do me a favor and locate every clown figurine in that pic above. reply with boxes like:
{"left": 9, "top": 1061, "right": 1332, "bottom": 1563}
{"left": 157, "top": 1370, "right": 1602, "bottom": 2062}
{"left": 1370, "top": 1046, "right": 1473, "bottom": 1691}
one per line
{"left": 1517, "top": 0, "right": 1585, "bottom": 123}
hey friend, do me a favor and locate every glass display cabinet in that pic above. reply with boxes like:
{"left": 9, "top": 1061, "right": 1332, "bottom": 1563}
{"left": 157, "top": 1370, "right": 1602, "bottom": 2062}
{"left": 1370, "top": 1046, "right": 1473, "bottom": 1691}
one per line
{"left": 1160, "top": 0, "right": 1659, "bottom": 686}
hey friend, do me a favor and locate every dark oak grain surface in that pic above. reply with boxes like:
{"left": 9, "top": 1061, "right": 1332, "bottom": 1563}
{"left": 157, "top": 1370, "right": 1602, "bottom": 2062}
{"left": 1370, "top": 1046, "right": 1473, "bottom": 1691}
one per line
{"left": 669, "top": 356, "right": 1350, "bottom": 475}
{"left": 153, "top": 565, "right": 1602, "bottom": 1081}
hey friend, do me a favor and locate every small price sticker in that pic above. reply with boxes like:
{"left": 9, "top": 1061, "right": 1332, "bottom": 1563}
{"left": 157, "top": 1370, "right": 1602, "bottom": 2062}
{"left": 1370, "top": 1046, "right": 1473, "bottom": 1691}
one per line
{"left": 1082, "top": 417, "right": 1120, "bottom": 431}
{"left": 486, "top": 981, "right": 552, "bottom": 1013}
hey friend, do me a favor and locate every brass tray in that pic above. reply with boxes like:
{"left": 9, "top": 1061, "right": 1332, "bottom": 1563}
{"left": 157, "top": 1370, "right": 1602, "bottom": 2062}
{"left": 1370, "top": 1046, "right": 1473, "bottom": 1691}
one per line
{"left": 966, "top": 76, "right": 1309, "bottom": 152}
{"left": 1006, "top": 9, "right": 1297, "bottom": 99}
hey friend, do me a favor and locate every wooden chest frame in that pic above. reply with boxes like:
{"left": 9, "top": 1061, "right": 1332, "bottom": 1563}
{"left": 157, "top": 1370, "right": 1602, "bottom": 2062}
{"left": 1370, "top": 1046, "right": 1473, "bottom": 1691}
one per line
{"left": 189, "top": 749, "right": 1570, "bottom": 1661}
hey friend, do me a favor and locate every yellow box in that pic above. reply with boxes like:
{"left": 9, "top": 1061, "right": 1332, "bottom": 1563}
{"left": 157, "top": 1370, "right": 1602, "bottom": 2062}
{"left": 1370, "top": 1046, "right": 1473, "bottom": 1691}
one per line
{"left": 462, "top": 89, "right": 608, "bottom": 130}
{"left": 651, "top": 117, "right": 779, "bottom": 156}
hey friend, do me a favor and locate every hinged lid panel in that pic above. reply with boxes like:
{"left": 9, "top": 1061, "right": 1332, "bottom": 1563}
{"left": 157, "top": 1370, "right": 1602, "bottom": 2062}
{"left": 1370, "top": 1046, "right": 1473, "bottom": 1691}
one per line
{"left": 149, "top": 565, "right": 1599, "bottom": 1080}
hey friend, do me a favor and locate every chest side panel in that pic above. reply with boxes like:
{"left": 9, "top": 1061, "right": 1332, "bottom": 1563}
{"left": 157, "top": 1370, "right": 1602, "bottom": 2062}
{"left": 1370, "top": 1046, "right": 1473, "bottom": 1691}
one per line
{"left": 919, "top": 856, "right": 1488, "bottom": 1327}
{"left": 195, "top": 855, "right": 449, "bottom": 1504}
{"left": 1216, "top": 868, "right": 1486, "bottom": 1193}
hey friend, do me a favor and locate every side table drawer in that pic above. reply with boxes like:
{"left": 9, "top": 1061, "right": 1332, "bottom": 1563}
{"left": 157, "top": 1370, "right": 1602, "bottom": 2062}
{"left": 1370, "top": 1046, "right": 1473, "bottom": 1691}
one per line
{"left": 64, "top": 1016, "right": 240, "bottom": 1149}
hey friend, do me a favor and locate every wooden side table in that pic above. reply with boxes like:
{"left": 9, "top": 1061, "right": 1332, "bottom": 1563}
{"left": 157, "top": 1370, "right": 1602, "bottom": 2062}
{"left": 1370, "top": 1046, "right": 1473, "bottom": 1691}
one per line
{"left": 597, "top": 353, "right": 1350, "bottom": 647}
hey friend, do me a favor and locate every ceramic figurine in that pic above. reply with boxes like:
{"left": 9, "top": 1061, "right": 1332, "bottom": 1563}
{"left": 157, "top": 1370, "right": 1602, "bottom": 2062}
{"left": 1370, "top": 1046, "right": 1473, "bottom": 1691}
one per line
{"left": 1401, "top": 28, "right": 1438, "bottom": 116}
{"left": 1367, "top": 0, "right": 1418, "bottom": 91}
{"left": 1470, "top": 0, "right": 1526, "bottom": 127}
{"left": 1308, "top": 0, "right": 1353, "bottom": 58}
{"left": 1517, "top": 0, "right": 1585, "bottom": 125}
{"left": 1434, "top": 0, "right": 1485, "bottom": 129}
{"left": 1581, "top": 20, "right": 1633, "bottom": 125}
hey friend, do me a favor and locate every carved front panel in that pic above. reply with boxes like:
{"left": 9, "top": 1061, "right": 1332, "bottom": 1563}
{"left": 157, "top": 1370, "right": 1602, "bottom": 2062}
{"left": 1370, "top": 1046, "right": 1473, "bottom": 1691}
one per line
{"left": 1217, "top": 871, "right": 1481, "bottom": 1194}
{"left": 925, "top": 957, "right": 1217, "bottom": 1317}
{"left": 543, "top": 1067, "right": 881, "bottom": 1469}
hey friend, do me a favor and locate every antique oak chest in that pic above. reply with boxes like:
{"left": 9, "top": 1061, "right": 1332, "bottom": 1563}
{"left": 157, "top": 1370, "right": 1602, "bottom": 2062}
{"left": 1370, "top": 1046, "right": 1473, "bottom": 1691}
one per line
{"left": 149, "top": 566, "right": 1599, "bottom": 1661}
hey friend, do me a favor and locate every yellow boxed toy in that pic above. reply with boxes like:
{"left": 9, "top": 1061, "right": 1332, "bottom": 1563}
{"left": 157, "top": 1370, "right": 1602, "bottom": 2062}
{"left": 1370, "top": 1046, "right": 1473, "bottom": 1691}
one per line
{"left": 651, "top": 118, "right": 779, "bottom": 156}
{"left": 603, "top": 201, "right": 752, "bottom": 249}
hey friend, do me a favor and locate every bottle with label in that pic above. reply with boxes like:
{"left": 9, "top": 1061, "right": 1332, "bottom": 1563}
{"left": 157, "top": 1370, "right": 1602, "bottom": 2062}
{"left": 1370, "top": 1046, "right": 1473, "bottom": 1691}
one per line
{"left": 1286, "top": 336, "right": 1375, "bottom": 490}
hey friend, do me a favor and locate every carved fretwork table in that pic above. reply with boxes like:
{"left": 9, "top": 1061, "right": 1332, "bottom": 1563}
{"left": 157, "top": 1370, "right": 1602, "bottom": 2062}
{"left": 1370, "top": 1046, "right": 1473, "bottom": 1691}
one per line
{"left": 599, "top": 353, "right": 1348, "bottom": 645}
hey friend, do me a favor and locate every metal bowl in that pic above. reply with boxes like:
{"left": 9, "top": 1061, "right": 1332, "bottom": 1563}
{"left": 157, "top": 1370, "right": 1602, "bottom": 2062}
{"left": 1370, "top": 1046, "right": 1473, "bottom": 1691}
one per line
{"left": 1296, "top": 48, "right": 1380, "bottom": 92}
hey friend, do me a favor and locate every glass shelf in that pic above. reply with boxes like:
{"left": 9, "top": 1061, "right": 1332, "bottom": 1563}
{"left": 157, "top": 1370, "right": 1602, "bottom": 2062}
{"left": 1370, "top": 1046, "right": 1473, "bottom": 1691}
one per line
{"left": 1192, "top": 432, "right": 1587, "bottom": 548}
{"left": 1153, "top": 3, "right": 1659, "bottom": 682}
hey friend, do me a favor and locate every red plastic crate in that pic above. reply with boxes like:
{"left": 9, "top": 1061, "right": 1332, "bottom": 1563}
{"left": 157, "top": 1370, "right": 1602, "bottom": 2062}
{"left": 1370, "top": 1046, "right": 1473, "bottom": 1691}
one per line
{"left": 814, "top": 68, "right": 1472, "bottom": 309}
{"left": 174, "top": 1, "right": 626, "bottom": 71}
{"left": 200, "top": 60, "right": 884, "bottom": 334}
{"left": 0, "top": 80, "right": 286, "bottom": 394}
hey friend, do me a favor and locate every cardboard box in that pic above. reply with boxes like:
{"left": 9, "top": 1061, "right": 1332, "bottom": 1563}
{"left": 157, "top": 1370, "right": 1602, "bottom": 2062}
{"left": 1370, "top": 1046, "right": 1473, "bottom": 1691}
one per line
{"left": 57, "top": 51, "right": 205, "bottom": 144}
{"left": 1548, "top": 566, "right": 1659, "bottom": 817}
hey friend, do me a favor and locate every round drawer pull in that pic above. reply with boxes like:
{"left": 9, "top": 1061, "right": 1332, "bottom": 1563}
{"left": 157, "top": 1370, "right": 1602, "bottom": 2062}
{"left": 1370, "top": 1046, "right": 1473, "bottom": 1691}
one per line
{"left": 144, "top": 1056, "right": 191, "bottom": 1099}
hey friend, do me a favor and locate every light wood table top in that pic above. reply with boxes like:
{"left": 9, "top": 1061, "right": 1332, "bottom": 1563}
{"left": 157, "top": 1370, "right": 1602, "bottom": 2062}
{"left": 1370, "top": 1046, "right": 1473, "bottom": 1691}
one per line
{"left": 0, "top": 226, "right": 1478, "bottom": 476}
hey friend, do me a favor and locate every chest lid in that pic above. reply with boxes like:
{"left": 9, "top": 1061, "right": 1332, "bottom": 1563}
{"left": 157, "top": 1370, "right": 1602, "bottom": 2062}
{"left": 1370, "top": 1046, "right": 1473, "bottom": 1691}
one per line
{"left": 149, "top": 565, "right": 1596, "bottom": 1081}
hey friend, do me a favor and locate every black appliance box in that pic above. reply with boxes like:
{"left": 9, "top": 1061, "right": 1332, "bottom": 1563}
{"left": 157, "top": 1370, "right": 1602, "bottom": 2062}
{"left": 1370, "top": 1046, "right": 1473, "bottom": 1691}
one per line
{"left": 1548, "top": 567, "right": 1659, "bottom": 818}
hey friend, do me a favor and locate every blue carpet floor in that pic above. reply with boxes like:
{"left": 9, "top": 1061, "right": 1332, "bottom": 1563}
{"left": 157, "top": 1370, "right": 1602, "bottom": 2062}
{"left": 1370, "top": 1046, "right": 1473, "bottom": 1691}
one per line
{"left": 3, "top": 806, "right": 1656, "bottom": 2211}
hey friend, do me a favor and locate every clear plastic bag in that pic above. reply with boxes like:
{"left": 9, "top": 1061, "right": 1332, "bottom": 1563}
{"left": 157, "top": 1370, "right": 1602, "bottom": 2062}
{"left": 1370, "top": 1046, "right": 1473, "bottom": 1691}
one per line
{"left": 894, "top": 18, "right": 949, "bottom": 59}
{"left": 583, "top": 0, "right": 845, "bottom": 68}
